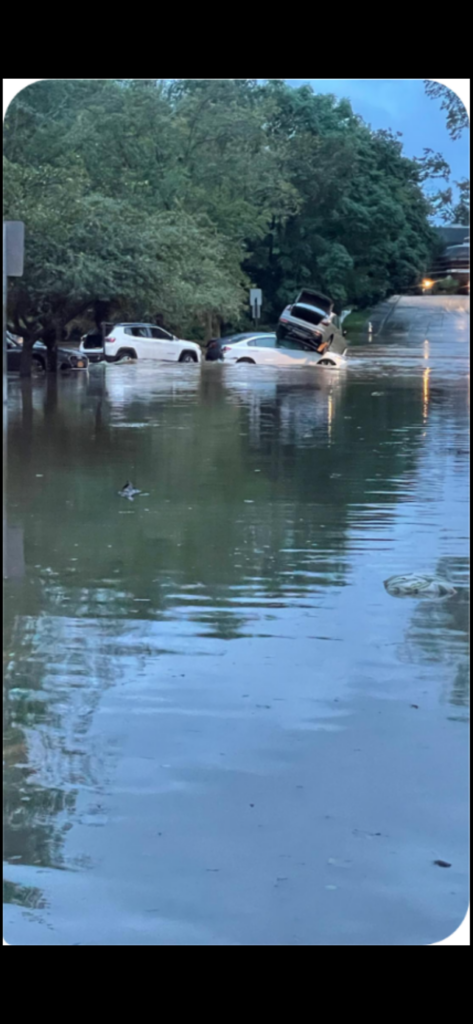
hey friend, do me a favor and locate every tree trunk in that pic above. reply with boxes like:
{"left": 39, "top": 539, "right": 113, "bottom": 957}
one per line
{"left": 43, "top": 325, "right": 59, "bottom": 372}
{"left": 19, "top": 334, "right": 35, "bottom": 377}
{"left": 204, "top": 312, "right": 221, "bottom": 342}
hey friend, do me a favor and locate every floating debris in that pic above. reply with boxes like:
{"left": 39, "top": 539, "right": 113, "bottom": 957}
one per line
{"left": 384, "top": 574, "right": 456, "bottom": 600}
{"left": 118, "top": 481, "right": 141, "bottom": 500}
{"left": 433, "top": 859, "right": 451, "bottom": 868}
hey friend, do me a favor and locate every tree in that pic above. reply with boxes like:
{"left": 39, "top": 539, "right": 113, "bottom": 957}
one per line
{"left": 451, "top": 178, "right": 470, "bottom": 225}
{"left": 3, "top": 156, "right": 246, "bottom": 373}
{"left": 4, "top": 79, "right": 441, "bottom": 361}
{"left": 424, "top": 81, "right": 469, "bottom": 140}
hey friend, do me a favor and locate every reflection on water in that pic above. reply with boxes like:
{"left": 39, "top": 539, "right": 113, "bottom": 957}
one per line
{"left": 3, "top": 327, "right": 470, "bottom": 944}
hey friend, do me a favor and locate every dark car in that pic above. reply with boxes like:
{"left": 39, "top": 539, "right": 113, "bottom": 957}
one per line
{"left": 33, "top": 340, "right": 89, "bottom": 370}
{"left": 7, "top": 335, "right": 47, "bottom": 373}
{"left": 205, "top": 333, "right": 275, "bottom": 361}
{"left": 7, "top": 334, "right": 89, "bottom": 372}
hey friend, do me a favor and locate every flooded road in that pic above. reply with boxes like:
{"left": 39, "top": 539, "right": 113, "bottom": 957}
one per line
{"left": 3, "top": 296, "right": 469, "bottom": 944}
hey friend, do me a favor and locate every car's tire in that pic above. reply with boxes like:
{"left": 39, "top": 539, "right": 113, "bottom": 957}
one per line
{"left": 179, "top": 351, "right": 198, "bottom": 363}
{"left": 318, "top": 359, "right": 336, "bottom": 367}
{"left": 116, "top": 349, "right": 137, "bottom": 361}
{"left": 31, "top": 356, "right": 46, "bottom": 374}
{"left": 236, "top": 358, "right": 256, "bottom": 364}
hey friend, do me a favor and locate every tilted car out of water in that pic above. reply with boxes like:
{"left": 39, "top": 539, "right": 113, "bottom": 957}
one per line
{"left": 222, "top": 327, "right": 346, "bottom": 369}
{"left": 221, "top": 291, "right": 348, "bottom": 369}
{"left": 277, "top": 289, "right": 348, "bottom": 365}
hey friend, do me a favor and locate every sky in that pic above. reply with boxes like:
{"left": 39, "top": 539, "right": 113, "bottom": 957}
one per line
{"left": 286, "top": 79, "right": 469, "bottom": 213}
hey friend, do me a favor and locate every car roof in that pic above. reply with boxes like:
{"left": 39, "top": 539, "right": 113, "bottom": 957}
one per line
{"left": 222, "top": 332, "right": 275, "bottom": 342}
{"left": 114, "top": 322, "right": 165, "bottom": 328}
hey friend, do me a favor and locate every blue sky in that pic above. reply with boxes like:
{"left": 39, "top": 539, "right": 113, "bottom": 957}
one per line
{"left": 286, "top": 79, "right": 469, "bottom": 212}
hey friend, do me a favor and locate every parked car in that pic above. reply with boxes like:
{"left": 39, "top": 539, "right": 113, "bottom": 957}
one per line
{"left": 79, "top": 330, "right": 104, "bottom": 363}
{"left": 222, "top": 332, "right": 345, "bottom": 368}
{"left": 277, "top": 289, "right": 348, "bottom": 358}
{"left": 205, "top": 333, "right": 273, "bottom": 361}
{"left": 33, "top": 340, "right": 89, "bottom": 370}
{"left": 7, "top": 334, "right": 88, "bottom": 372}
{"left": 104, "top": 324, "right": 201, "bottom": 363}
{"left": 7, "top": 334, "right": 46, "bottom": 373}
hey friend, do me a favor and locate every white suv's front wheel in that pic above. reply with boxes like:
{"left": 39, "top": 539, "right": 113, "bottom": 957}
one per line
{"left": 179, "top": 351, "right": 198, "bottom": 363}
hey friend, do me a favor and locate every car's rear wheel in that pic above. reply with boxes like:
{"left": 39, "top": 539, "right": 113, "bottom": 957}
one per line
{"left": 179, "top": 351, "right": 198, "bottom": 363}
{"left": 236, "top": 358, "right": 256, "bottom": 364}
{"left": 116, "top": 349, "right": 137, "bottom": 361}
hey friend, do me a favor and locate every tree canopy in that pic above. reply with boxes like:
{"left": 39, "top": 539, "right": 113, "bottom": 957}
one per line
{"left": 4, "top": 79, "right": 442, "bottom": 365}
{"left": 424, "top": 80, "right": 469, "bottom": 140}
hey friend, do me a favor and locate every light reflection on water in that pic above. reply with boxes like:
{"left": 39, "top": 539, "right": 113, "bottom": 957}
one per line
{"left": 3, "top": 308, "right": 470, "bottom": 945}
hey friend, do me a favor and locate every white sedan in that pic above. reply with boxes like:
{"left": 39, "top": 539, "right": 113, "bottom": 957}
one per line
{"left": 222, "top": 333, "right": 345, "bottom": 368}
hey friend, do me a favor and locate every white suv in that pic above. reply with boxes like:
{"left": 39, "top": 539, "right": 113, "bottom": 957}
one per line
{"left": 104, "top": 324, "right": 202, "bottom": 363}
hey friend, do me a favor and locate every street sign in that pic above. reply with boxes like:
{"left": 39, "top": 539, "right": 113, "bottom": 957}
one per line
{"left": 250, "top": 288, "right": 262, "bottom": 322}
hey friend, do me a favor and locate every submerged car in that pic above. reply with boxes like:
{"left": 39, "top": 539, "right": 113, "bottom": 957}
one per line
{"left": 7, "top": 335, "right": 47, "bottom": 373}
{"left": 33, "top": 340, "right": 88, "bottom": 370}
{"left": 277, "top": 289, "right": 348, "bottom": 360}
{"left": 7, "top": 334, "right": 88, "bottom": 371}
{"left": 104, "top": 323, "right": 201, "bottom": 363}
{"left": 206, "top": 333, "right": 276, "bottom": 361}
{"left": 222, "top": 332, "right": 345, "bottom": 368}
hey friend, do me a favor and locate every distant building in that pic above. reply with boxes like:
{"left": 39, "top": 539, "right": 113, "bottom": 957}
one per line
{"left": 436, "top": 224, "right": 469, "bottom": 247}
{"left": 428, "top": 225, "right": 470, "bottom": 289}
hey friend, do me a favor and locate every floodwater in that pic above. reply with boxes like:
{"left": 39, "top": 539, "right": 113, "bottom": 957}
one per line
{"left": 3, "top": 296, "right": 469, "bottom": 945}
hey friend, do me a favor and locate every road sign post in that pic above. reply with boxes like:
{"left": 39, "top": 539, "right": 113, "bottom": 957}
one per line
{"left": 250, "top": 288, "right": 262, "bottom": 327}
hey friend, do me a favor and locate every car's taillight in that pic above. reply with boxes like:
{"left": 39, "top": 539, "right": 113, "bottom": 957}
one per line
{"left": 222, "top": 346, "right": 232, "bottom": 352}
{"left": 107, "top": 336, "right": 116, "bottom": 344}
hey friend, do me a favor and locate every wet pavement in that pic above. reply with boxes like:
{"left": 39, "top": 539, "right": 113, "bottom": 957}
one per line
{"left": 3, "top": 296, "right": 469, "bottom": 945}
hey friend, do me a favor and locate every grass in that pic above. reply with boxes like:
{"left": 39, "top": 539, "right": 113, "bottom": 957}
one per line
{"left": 343, "top": 308, "right": 373, "bottom": 332}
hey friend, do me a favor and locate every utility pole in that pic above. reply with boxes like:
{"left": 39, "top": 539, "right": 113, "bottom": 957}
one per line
{"left": 3, "top": 220, "right": 24, "bottom": 404}
{"left": 3, "top": 221, "right": 24, "bottom": 580}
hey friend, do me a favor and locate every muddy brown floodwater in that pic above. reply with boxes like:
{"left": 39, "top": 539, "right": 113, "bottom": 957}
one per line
{"left": 3, "top": 296, "right": 469, "bottom": 945}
